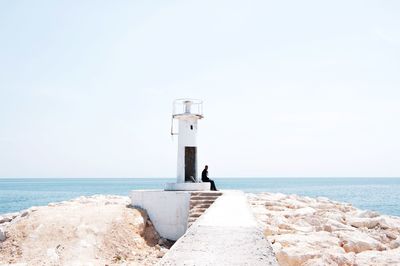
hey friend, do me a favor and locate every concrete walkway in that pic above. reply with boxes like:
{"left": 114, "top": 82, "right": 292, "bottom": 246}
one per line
{"left": 158, "top": 191, "right": 278, "bottom": 266}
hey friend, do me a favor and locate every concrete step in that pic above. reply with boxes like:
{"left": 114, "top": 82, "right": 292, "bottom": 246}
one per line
{"left": 190, "top": 197, "right": 219, "bottom": 201}
{"left": 190, "top": 210, "right": 207, "bottom": 214}
{"left": 190, "top": 209, "right": 206, "bottom": 214}
{"left": 190, "top": 204, "right": 210, "bottom": 208}
{"left": 190, "top": 206, "right": 212, "bottom": 211}
{"left": 189, "top": 209, "right": 208, "bottom": 215}
{"left": 189, "top": 203, "right": 212, "bottom": 209}
{"left": 191, "top": 191, "right": 223, "bottom": 195}
{"left": 190, "top": 192, "right": 222, "bottom": 197}
{"left": 189, "top": 199, "right": 216, "bottom": 205}
{"left": 190, "top": 195, "right": 222, "bottom": 199}
{"left": 190, "top": 192, "right": 223, "bottom": 197}
{"left": 190, "top": 194, "right": 220, "bottom": 198}
{"left": 189, "top": 208, "right": 208, "bottom": 213}
{"left": 189, "top": 203, "right": 216, "bottom": 210}
{"left": 190, "top": 195, "right": 218, "bottom": 199}
{"left": 189, "top": 213, "right": 203, "bottom": 218}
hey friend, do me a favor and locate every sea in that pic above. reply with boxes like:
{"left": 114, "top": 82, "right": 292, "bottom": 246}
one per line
{"left": 1, "top": 178, "right": 399, "bottom": 217}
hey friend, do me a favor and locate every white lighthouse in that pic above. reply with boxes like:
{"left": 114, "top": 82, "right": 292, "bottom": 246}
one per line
{"left": 165, "top": 99, "right": 210, "bottom": 191}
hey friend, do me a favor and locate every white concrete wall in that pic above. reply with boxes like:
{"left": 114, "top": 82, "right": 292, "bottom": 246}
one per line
{"left": 177, "top": 118, "right": 198, "bottom": 183}
{"left": 164, "top": 182, "right": 210, "bottom": 191}
{"left": 129, "top": 190, "right": 191, "bottom": 240}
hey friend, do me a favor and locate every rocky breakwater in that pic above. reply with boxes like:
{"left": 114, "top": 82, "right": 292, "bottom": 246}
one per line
{"left": 248, "top": 193, "right": 400, "bottom": 266}
{"left": 0, "top": 195, "right": 172, "bottom": 265}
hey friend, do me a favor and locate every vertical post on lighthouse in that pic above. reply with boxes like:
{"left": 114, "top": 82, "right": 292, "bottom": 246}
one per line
{"left": 165, "top": 99, "right": 210, "bottom": 191}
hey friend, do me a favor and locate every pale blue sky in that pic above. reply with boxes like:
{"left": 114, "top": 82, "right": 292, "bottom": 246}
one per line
{"left": 1, "top": 0, "right": 399, "bottom": 178}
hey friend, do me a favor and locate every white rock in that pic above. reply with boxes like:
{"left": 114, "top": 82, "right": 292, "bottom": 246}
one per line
{"left": 271, "top": 215, "right": 289, "bottom": 226}
{"left": 264, "top": 225, "right": 280, "bottom": 236}
{"left": 132, "top": 215, "right": 146, "bottom": 231}
{"left": 334, "top": 203, "right": 355, "bottom": 213}
{"left": 302, "top": 196, "right": 316, "bottom": 204}
{"left": 274, "top": 232, "right": 346, "bottom": 265}
{"left": 28, "top": 206, "right": 39, "bottom": 212}
{"left": 8, "top": 212, "right": 19, "bottom": 219}
{"left": 355, "top": 247, "right": 400, "bottom": 265}
{"left": 291, "top": 224, "right": 314, "bottom": 233}
{"left": 347, "top": 217, "right": 393, "bottom": 230}
{"left": 250, "top": 192, "right": 400, "bottom": 266}
{"left": 272, "top": 231, "right": 340, "bottom": 250}
{"left": 276, "top": 246, "right": 317, "bottom": 266}
{"left": 20, "top": 210, "right": 29, "bottom": 217}
{"left": 356, "top": 210, "right": 380, "bottom": 218}
{"left": 390, "top": 237, "right": 400, "bottom": 249}
{"left": 336, "top": 230, "right": 385, "bottom": 253}
{"left": 271, "top": 241, "right": 282, "bottom": 252}
{"left": 378, "top": 216, "right": 400, "bottom": 229}
{"left": 0, "top": 215, "right": 12, "bottom": 223}
{"left": 347, "top": 217, "right": 380, "bottom": 229}
{"left": 46, "top": 248, "right": 59, "bottom": 262}
{"left": 324, "top": 212, "right": 345, "bottom": 223}
{"left": 322, "top": 224, "right": 332, "bottom": 233}
{"left": 281, "top": 198, "right": 307, "bottom": 209}
{"left": 368, "top": 230, "right": 392, "bottom": 245}
{"left": 325, "top": 219, "right": 354, "bottom": 232}
{"left": 259, "top": 192, "right": 287, "bottom": 201}
{"left": 301, "top": 216, "right": 317, "bottom": 226}
{"left": 157, "top": 250, "right": 166, "bottom": 258}
{"left": 303, "top": 252, "right": 355, "bottom": 266}
{"left": 0, "top": 227, "right": 6, "bottom": 241}
{"left": 385, "top": 230, "right": 398, "bottom": 240}
{"left": 316, "top": 196, "right": 330, "bottom": 202}
{"left": 311, "top": 203, "right": 335, "bottom": 211}
{"left": 1, "top": 222, "right": 11, "bottom": 230}
{"left": 293, "top": 207, "right": 316, "bottom": 216}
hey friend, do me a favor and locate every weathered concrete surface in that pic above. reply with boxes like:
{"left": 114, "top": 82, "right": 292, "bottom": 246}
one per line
{"left": 130, "top": 190, "right": 191, "bottom": 240}
{"left": 159, "top": 191, "right": 278, "bottom": 266}
{"left": 165, "top": 182, "right": 210, "bottom": 191}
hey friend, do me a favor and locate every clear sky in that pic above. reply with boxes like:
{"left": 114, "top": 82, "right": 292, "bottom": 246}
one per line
{"left": 0, "top": 0, "right": 399, "bottom": 178}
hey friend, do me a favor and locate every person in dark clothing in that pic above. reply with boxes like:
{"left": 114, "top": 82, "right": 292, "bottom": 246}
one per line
{"left": 201, "top": 165, "right": 218, "bottom": 191}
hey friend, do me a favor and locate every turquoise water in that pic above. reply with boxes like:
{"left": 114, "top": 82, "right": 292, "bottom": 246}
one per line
{"left": 1, "top": 178, "right": 399, "bottom": 216}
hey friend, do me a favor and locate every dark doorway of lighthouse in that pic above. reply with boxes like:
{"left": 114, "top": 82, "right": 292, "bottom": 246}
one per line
{"left": 185, "top": 146, "right": 197, "bottom": 182}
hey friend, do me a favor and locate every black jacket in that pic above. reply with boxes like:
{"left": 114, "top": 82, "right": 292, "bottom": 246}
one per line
{"left": 201, "top": 169, "right": 208, "bottom": 181}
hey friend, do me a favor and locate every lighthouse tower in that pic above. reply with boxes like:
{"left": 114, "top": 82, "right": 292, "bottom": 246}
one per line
{"left": 165, "top": 99, "right": 210, "bottom": 191}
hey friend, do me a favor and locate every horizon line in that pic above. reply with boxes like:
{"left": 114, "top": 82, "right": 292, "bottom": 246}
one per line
{"left": 1, "top": 176, "right": 400, "bottom": 179}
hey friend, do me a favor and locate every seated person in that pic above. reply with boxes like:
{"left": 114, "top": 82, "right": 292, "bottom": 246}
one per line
{"left": 201, "top": 165, "right": 218, "bottom": 191}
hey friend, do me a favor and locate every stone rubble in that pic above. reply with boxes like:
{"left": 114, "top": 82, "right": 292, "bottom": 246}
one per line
{"left": 248, "top": 192, "right": 400, "bottom": 266}
{"left": 0, "top": 195, "right": 172, "bottom": 265}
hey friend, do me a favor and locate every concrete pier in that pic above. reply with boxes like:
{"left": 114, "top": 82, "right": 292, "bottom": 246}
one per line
{"left": 158, "top": 191, "right": 278, "bottom": 265}
{"left": 129, "top": 190, "right": 222, "bottom": 240}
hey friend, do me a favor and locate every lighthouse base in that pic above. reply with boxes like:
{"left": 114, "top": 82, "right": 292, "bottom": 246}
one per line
{"left": 165, "top": 182, "right": 210, "bottom": 191}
